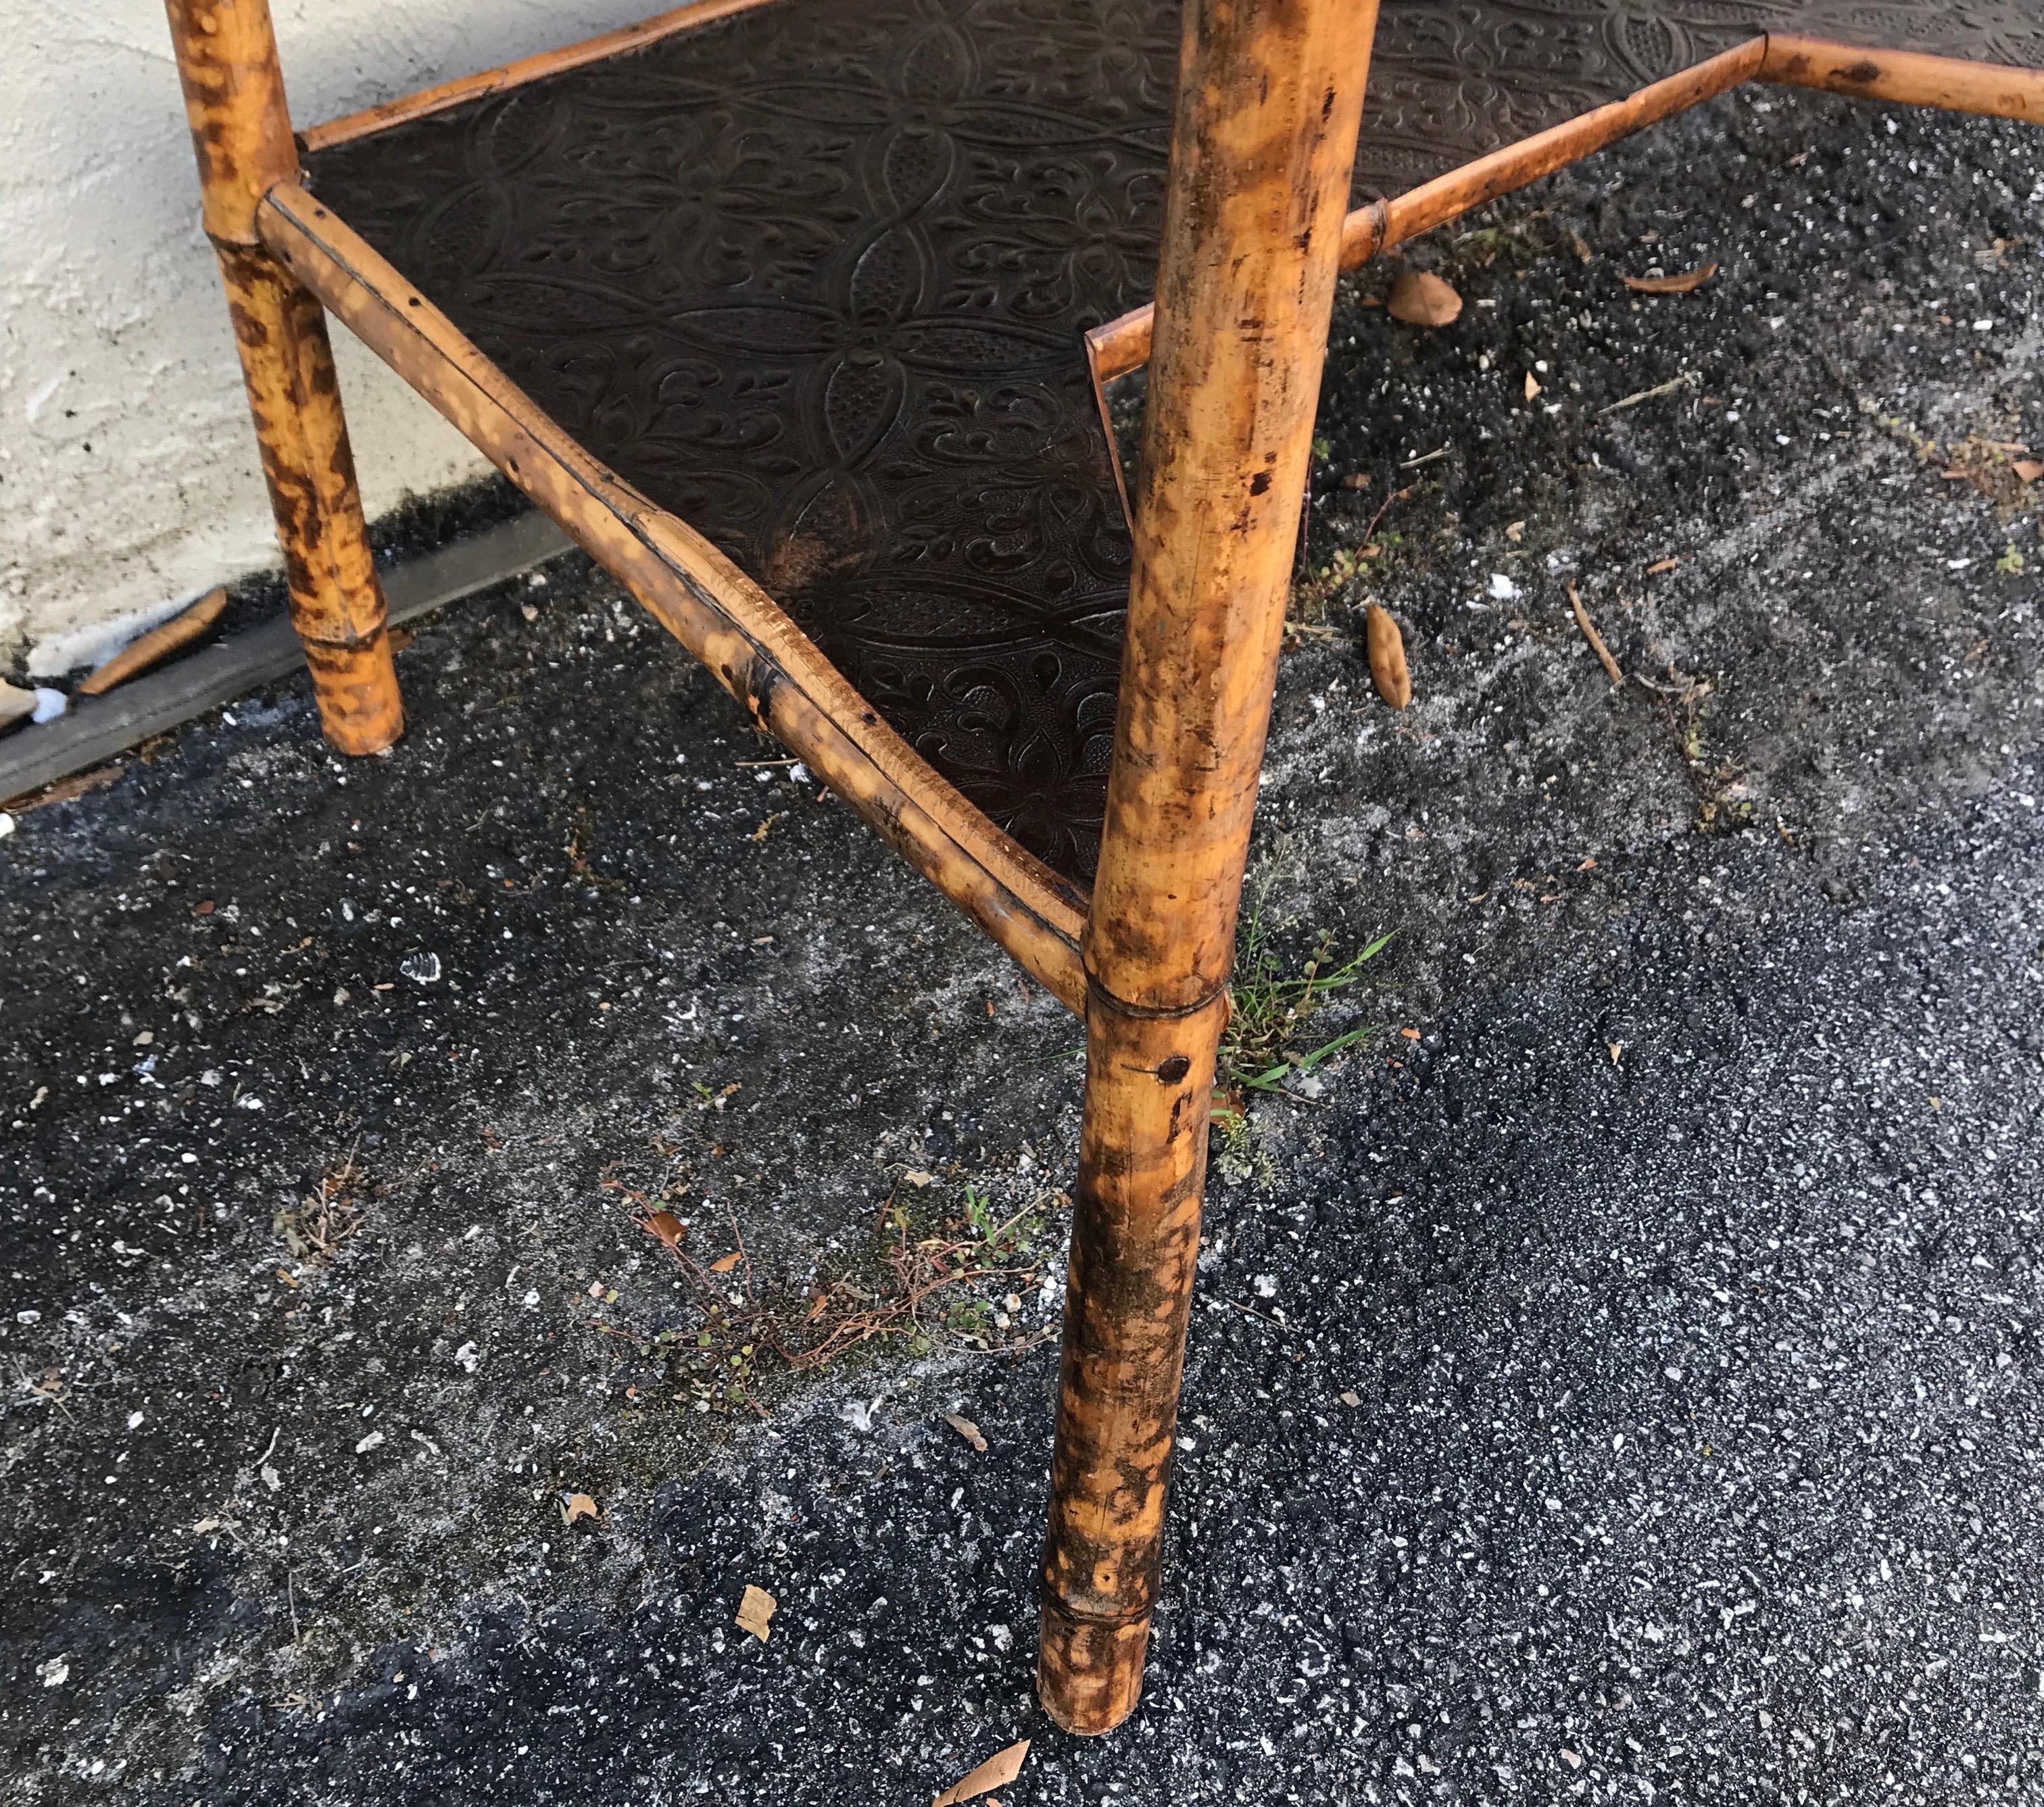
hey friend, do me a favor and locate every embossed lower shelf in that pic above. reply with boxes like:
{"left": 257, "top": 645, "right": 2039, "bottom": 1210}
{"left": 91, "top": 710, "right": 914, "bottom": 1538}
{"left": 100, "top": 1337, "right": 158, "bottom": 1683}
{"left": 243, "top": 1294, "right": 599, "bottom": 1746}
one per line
{"left": 303, "top": 0, "right": 2044, "bottom": 883}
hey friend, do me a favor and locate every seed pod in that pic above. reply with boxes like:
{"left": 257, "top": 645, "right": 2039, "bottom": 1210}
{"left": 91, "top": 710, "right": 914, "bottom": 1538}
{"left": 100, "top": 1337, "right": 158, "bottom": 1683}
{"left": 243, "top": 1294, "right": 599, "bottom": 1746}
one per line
{"left": 1364, "top": 603, "right": 1411, "bottom": 708}
{"left": 78, "top": 587, "right": 228, "bottom": 697}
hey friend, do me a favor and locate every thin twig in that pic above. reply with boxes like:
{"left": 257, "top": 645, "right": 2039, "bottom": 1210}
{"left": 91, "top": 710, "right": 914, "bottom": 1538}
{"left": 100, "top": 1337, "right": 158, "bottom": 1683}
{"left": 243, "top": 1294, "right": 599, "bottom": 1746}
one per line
{"left": 870, "top": 1179, "right": 902, "bottom": 1243}
{"left": 1632, "top": 671, "right": 1700, "bottom": 697}
{"left": 1598, "top": 370, "right": 1699, "bottom": 416}
{"left": 1567, "top": 583, "right": 1626, "bottom": 687}
{"left": 1253, "top": 1085, "right": 1330, "bottom": 1110}
{"left": 1357, "top": 482, "right": 1415, "bottom": 549}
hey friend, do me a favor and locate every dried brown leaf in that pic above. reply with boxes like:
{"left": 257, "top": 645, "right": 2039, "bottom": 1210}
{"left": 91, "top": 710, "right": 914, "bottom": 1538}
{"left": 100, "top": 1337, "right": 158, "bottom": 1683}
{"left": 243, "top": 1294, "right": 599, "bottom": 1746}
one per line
{"left": 2015, "top": 459, "right": 2044, "bottom": 485}
{"left": 78, "top": 586, "right": 228, "bottom": 697}
{"left": 1386, "top": 270, "right": 1462, "bottom": 328}
{"left": 560, "top": 1492, "right": 600, "bottom": 1525}
{"left": 708, "top": 1251, "right": 744, "bottom": 1274}
{"left": 945, "top": 1413, "right": 988, "bottom": 1453}
{"left": 641, "top": 1210, "right": 685, "bottom": 1249}
{"left": 1621, "top": 261, "right": 1718, "bottom": 296}
{"left": 1645, "top": 557, "right": 1680, "bottom": 575}
{"left": 1363, "top": 603, "right": 1411, "bottom": 710}
{"left": 1523, "top": 371, "right": 1542, "bottom": 402}
{"left": 932, "top": 1739, "right": 1031, "bottom": 1807}
{"left": 735, "top": 1583, "right": 776, "bottom": 1643}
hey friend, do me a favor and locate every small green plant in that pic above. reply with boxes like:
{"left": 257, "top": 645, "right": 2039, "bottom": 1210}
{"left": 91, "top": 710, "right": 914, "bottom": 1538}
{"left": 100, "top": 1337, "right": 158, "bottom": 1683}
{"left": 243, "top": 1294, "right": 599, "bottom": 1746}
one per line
{"left": 1442, "top": 206, "right": 1557, "bottom": 274}
{"left": 1219, "top": 870, "right": 1392, "bottom": 1098}
{"left": 962, "top": 1183, "right": 997, "bottom": 1243}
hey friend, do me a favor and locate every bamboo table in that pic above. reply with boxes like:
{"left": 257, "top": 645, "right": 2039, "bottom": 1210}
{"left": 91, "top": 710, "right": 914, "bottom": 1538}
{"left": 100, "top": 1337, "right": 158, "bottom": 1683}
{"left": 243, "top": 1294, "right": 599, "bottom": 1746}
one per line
{"left": 163, "top": 0, "right": 2043, "bottom": 1735}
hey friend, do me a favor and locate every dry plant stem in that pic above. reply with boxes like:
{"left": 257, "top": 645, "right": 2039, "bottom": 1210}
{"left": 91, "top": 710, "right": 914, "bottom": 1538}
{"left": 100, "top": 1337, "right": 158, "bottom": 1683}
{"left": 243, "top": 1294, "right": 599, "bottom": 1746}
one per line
{"left": 1569, "top": 583, "right": 1626, "bottom": 687}
{"left": 256, "top": 184, "right": 1088, "bottom": 1014}
{"left": 163, "top": 0, "right": 401, "bottom": 755}
{"left": 1039, "top": 0, "right": 1378, "bottom": 1737}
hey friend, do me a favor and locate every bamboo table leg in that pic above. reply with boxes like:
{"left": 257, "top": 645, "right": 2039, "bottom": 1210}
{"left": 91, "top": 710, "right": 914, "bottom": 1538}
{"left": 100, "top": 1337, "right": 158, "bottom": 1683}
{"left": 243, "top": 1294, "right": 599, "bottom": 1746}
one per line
{"left": 1038, "top": 0, "right": 1380, "bottom": 1736}
{"left": 164, "top": 0, "right": 402, "bottom": 754}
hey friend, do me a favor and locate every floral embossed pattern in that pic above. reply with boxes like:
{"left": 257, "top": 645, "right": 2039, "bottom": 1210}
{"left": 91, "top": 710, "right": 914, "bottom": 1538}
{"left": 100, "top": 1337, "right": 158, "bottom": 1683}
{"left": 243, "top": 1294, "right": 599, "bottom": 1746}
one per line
{"left": 308, "top": 0, "right": 2042, "bottom": 881}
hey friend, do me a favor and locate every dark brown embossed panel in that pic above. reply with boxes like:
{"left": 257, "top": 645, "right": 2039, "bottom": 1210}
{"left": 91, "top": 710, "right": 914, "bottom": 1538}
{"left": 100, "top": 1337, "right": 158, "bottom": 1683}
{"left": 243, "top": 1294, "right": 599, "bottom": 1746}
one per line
{"left": 307, "top": 0, "right": 2043, "bottom": 881}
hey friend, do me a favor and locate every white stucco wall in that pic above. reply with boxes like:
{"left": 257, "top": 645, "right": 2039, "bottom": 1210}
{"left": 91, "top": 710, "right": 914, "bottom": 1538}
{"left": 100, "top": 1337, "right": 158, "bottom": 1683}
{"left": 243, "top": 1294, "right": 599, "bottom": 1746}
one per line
{"left": 0, "top": 1, "right": 664, "bottom": 674}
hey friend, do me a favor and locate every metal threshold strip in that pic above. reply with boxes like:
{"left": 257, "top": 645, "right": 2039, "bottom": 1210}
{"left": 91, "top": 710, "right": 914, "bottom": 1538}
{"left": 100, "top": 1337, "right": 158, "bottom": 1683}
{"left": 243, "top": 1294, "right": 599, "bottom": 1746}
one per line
{"left": 0, "top": 510, "right": 572, "bottom": 810}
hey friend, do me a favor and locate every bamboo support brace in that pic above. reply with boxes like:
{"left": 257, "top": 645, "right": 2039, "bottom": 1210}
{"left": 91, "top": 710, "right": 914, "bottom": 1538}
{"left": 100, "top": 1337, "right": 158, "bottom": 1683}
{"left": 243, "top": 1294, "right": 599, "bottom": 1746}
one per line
{"left": 1760, "top": 34, "right": 2044, "bottom": 122}
{"left": 1086, "top": 33, "right": 2044, "bottom": 385}
{"left": 301, "top": 0, "right": 785, "bottom": 151}
{"left": 256, "top": 184, "right": 1088, "bottom": 1013}
{"left": 1338, "top": 39, "right": 1767, "bottom": 270}
{"left": 1040, "top": 0, "right": 1379, "bottom": 1735}
{"left": 164, "top": 0, "right": 402, "bottom": 755}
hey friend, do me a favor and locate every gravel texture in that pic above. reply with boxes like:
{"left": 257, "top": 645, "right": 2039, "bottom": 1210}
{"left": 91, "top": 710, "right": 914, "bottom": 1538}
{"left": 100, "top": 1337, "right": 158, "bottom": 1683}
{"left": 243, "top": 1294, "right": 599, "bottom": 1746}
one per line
{"left": 3, "top": 86, "right": 2042, "bottom": 1805}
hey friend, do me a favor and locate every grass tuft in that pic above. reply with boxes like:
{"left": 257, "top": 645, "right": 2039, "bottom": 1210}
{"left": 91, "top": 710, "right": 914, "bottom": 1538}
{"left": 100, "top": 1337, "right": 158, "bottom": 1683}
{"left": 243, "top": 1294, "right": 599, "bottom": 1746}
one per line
{"left": 1212, "top": 864, "right": 1392, "bottom": 1172}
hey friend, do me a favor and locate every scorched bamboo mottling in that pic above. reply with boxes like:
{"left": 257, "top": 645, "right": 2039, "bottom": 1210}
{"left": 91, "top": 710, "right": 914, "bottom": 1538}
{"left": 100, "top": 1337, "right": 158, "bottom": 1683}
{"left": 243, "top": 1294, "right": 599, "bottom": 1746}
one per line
{"left": 1760, "top": 33, "right": 2044, "bottom": 120}
{"left": 1038, "top": 0, "right": 1381, "bottom": 1735}
{"left": 164, "top": 0, "right": 402, "bottom": 755}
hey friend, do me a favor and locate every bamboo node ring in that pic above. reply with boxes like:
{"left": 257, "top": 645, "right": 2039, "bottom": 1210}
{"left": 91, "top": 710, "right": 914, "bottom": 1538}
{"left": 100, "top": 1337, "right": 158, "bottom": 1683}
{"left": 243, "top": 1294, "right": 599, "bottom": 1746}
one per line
{"left": 1082, "top": 973, "right": 1230, "bottom": 1021}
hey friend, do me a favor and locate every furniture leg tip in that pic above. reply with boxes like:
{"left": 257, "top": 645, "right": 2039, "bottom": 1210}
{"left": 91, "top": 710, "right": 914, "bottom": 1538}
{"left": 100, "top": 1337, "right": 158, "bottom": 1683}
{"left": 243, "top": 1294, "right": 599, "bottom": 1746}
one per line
{"left": 1036, "top": 1593, "right": 1150, "bottom": 1736}
{"left": 306, "top": 637, "right": 405, "bottom": 756}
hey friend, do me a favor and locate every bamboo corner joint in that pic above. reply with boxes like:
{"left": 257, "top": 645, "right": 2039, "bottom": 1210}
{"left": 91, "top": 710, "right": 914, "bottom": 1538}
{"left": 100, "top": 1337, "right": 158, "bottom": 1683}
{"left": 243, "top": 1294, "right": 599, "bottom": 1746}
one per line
{"left": 159, "top": 0, "right": 2044, "bottom": 1739}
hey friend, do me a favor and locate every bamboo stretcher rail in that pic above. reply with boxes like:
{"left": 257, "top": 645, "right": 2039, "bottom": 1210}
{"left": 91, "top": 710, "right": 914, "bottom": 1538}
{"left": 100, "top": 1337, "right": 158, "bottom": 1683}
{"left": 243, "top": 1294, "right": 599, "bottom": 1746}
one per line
{"left": 1038, "top": 0, "right": 1380, "bottom": 1736}
{"left": 1084, "top": 32, "right": 2044, "bottom": 384}
{"left": 256, "top": 182, "right": 1090, "bottom": 1014}
{"left": 299, "top": 0, "right": 785, "bottom": 151}
{"left": 1759, "top": 33, "right": 2044, "bottom": 121}
{"left": 164, "top": 0, "right": 402, "bottom": 754}
{"left": 1337, "top": 36, "right": 1767, "bottom": 269}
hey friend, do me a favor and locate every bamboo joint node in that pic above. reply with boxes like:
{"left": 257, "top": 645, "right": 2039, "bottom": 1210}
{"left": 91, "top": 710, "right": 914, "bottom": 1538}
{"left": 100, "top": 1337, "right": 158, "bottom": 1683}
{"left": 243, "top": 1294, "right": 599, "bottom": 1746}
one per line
{"left": 1081, "top": 974, "right": 1231, "bottom": 1023}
